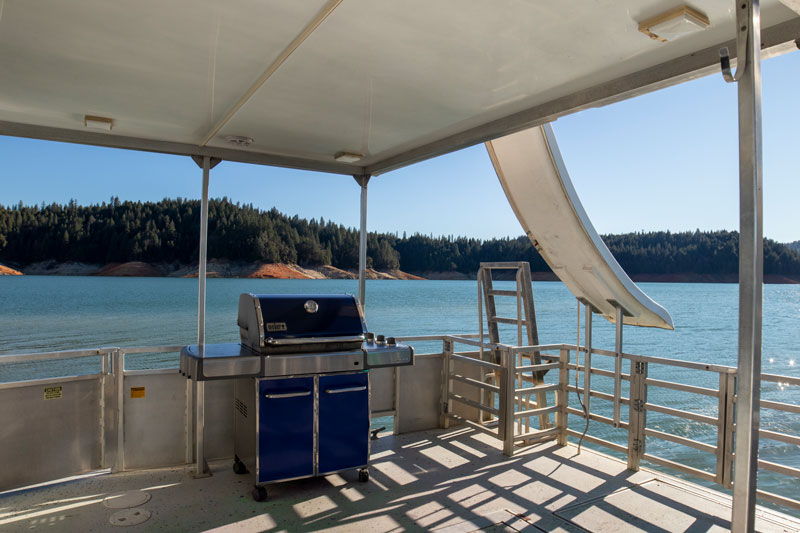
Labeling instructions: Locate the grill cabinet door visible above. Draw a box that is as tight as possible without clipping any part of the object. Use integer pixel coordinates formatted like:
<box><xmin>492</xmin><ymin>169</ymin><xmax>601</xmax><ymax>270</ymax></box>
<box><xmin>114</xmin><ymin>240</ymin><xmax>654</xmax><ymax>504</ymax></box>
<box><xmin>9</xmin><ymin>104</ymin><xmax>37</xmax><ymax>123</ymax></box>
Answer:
<box><xmin>257</xmin><ymin>377</ymin><xmax>314</xmax><ymax>483</ymax></box>
<box><xmin>318</xmin><ymin>372</ymin><xmax>369</xmax><ymax>474</ymax></box>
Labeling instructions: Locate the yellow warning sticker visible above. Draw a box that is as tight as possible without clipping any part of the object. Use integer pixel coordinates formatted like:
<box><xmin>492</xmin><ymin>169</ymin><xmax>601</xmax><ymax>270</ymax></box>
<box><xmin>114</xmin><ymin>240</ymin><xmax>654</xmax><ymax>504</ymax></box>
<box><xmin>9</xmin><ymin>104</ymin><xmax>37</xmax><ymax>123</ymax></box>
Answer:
<box><xmin>130</xmin><ymin>386</ymin><xmax>146</xmax><ymax>399</ymax></box>
<box><xmin>44</xmin><ymin>386</ymin><xmax>62</xmax><ymax>400</ymax></box>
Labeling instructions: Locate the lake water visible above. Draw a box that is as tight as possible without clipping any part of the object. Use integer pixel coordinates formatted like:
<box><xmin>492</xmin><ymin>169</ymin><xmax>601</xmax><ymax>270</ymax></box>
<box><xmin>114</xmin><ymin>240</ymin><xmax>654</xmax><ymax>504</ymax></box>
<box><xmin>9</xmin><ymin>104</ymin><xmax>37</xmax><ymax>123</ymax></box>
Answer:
<box><xmin>1</xmin><ymin>276</ymin><xmax>798</xmax><ymax>508</ymax></box>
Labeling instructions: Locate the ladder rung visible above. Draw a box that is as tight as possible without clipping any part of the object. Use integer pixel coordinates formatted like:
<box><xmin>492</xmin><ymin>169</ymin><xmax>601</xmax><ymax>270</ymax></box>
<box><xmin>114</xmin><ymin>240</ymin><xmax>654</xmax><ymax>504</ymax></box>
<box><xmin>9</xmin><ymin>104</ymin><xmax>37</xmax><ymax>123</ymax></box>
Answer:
<box><xmin>480</xmin><ymin>262</ymin><xmax>527</xmax><ymax>269</ymax></box>
<box><xmin>488</xmin><ymin>290</ymin><xmax>518</xmax><ymax>297</ymax></box>
<box><xmin>491</xmin><ymin>316</ymin><xmax>522</xmax><ymax>325</ymax></box>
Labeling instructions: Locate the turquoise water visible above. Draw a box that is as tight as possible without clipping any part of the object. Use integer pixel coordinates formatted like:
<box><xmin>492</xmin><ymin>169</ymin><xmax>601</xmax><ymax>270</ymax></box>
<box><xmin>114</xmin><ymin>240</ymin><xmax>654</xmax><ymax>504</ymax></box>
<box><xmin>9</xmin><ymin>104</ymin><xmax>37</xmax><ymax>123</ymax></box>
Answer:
<box><xmin>0</xmin><ymin>276</ymin><xmax>798</xmax><ymax>507</ymax></box>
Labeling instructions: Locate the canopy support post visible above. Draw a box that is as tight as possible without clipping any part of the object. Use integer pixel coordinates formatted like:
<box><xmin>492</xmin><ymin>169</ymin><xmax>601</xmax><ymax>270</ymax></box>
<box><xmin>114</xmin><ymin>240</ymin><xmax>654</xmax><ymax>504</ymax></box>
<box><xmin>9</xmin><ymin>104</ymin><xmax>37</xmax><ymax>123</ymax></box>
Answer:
<box><xmin>190</xmin><ymin>155</ymin><xmax>221</xmax><ymax>478</ymax></box>
<box><xmin>720</xmin><ymin>1</ymin><xmax>763</xmax><ymax>530</ymax></box>
<box><xmin>354</xmin><ymin>174</ymin><xmax>371</xmax><ymax>309</ymax></box>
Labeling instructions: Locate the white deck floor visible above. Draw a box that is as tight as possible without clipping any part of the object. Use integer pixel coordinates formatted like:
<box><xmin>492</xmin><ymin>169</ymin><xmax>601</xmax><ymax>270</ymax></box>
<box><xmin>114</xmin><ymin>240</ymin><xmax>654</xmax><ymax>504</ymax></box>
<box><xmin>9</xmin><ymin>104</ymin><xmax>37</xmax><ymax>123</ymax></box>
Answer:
<box><xmin>1</xmin><ymin>427</ymin><xmax>797</xmax><ymax>532</ymax></box>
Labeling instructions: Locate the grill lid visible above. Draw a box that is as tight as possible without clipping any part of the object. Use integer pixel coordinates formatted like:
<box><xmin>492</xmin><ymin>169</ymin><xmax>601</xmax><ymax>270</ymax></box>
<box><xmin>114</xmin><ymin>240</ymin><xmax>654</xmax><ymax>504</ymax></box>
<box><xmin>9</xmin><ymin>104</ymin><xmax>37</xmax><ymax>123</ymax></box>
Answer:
<box><xmin>238</xmin><ymin>293</ymin><xmax>366</xmax><ymax>354</ymax></box>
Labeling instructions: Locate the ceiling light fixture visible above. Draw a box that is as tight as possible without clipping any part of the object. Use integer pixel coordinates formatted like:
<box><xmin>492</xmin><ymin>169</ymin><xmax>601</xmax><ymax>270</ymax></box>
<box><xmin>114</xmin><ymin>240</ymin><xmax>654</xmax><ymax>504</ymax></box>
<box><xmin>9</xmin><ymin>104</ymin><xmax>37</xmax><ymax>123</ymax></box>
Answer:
<box><xmin>638</xmin><ymin>5</ymin><xmax>710</xmax><ymax>43</ymax></box>
<box><xmin>84</xmin><ymin>115</ymin><xmax>113</xmax><ymax>131</ymax></box>
<box><xmin>334</xmin><ymin>151</ymin><xmax>363</xmax><ymax>163</ymax></box>
<box><xmin>225</xmin><ymin>135</ymin><xmax>254</xmax><ymax>147</ymax></box>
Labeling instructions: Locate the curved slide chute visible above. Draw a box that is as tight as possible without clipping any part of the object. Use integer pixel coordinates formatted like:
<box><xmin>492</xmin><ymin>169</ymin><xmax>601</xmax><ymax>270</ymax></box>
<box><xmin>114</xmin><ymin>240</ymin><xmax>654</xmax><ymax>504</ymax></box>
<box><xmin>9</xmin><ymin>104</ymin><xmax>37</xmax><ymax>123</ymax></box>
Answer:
<box><xmin>486</xmin><ymin>124</ymin><xmax>674</xmax><ymax>330</ymax></box>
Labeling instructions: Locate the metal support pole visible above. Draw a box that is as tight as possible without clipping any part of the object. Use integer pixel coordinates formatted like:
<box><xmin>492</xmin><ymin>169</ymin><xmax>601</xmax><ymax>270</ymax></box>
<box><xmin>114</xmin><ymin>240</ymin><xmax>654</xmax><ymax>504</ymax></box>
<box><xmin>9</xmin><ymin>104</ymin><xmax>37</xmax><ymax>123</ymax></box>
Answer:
<box><xmin>613</xmin><ymin>306</ymin><xmax>623</xmax><ymax>428</ymax></box>
<box><xmin>197</xmin><ymin>156</ymin><xmax>210</xmax><ymax>347</ymax></box>
<box><xmin>730</xmin><ymin>1</ymin><xmax>763</xmax><ymax>529</ymax></box>
<box><xmin>195</xmin><ymin>157</ymin><xmax>210</xmax><ymax>478</ymax></box>
<box><xmin>189</xmin><ymin>155</ymin><xmax>220</xmax><ymax>478</ymax></box>
<box><xmin>353</xmin><ymin>175</ymin><xmax>371</xmax><ymax>309</ymax></box>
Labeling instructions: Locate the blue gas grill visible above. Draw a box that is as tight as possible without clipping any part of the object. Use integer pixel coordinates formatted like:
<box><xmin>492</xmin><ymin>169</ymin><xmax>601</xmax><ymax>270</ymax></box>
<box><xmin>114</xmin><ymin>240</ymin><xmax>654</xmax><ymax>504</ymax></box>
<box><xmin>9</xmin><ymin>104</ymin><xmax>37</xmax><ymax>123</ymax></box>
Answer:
<box><xmin>180</xmin><ymin>293</ymin><xmax>413</xmax><ymax>501</ymax></box>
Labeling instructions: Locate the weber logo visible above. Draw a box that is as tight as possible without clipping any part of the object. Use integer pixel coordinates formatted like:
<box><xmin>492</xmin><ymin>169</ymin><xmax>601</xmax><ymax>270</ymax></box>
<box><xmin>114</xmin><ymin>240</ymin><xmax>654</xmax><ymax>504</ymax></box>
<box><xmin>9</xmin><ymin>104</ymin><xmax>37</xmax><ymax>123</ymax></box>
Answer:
<box><xmin>266</xmin><ymin>322</ymin><xmax>287</xmax><ymax>332</ymax></box>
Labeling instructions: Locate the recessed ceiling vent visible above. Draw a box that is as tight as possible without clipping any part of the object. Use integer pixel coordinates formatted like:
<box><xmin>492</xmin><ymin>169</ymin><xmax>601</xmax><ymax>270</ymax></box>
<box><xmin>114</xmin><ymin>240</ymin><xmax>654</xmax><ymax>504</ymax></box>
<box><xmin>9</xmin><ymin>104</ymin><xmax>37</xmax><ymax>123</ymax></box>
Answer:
<box><xmin>225</xmin><ymin>135</ymin><xmax>254</xmax><ymax>147</ymax></box>
<box><xmin>638</xmin><ymin>5</ymin><xmax>710</xmax><ymax>43</ymax></box>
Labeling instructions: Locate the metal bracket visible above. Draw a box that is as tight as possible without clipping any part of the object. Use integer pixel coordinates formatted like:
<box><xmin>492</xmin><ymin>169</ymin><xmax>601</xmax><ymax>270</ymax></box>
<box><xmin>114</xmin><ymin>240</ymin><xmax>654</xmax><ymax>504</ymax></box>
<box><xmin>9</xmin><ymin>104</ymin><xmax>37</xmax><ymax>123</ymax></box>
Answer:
<box><xmin>719</xmin><ymin>1</ymin><xmax>750</xmax><ymax>83</ymax></box>
<box><xmin>190</xmin><ymin>155</ymin><xmax>223</xmax><ymax>169</ymax></box>
<box><xmin>632</xmin><ymin>439</ymin><xmax>643</xmax><ymax>452</ymax></box>
<box><xmin>443</xmin><ymin>340</ymin><xmax>452</xmax><ymax>352</ymax></box>
<box><xmin>634</xmin><ymin>361</ymin><xmax>647</xmax><ymax>374</ymax></box>
<box><xmin>442</xmin><ymin>402</ymin><xmax>449</xmax><ymax>414</ymax></box>
<box><xmin>353</xmin><ymin>174</ymin><xmax>371</xmax><ymax>187</ymax></box>
<box><xmin>633</xmin><ymin>399</ymin><xmax>645</xmax><ymax>412</ymax></box>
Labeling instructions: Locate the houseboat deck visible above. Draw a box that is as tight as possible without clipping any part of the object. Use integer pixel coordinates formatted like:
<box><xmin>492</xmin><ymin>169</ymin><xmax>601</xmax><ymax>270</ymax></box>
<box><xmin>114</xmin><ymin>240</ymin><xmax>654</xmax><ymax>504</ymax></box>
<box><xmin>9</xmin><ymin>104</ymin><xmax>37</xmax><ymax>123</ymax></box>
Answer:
<box><xmin>2</xmin><ymin>427</ymin><xmax>797</xmax><ymax>532</ymax></box>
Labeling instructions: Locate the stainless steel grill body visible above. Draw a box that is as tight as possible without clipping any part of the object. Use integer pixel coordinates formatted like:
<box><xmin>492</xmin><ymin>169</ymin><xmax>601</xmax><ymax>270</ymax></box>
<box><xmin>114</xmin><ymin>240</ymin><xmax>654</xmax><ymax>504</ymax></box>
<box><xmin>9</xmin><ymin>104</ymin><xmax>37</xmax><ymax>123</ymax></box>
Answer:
<box><xmin>180</xmin><ymin>293</ymin><xmax>413</xmax><ymax>500</ymax></box>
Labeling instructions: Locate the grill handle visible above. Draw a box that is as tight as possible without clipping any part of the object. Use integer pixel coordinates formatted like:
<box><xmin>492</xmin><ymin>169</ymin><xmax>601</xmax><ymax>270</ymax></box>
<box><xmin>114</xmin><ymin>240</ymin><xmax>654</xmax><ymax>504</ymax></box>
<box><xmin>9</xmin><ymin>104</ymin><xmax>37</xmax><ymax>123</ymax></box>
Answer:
<box><xmin>324</xmin><ymin>386</ymin><xmax>367</xmax><ymax>394</ymax></box>
<box><xmin>264</xmin><ymin>390</ymin><xmax>311</xmax><ymax>399</ymax></box>
<box><xmin>265</xmin><ymin>335</ymin><xmax>364</xmax><ymax>346</ymax></box>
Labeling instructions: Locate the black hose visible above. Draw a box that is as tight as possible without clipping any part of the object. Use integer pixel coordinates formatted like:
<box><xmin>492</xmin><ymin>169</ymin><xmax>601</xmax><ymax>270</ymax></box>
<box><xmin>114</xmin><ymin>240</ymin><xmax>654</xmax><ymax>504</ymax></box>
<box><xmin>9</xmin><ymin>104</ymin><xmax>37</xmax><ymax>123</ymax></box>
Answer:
<box><xmin>574</xmin><ymin>300</ymin><xmax>590</xmax><ymax>454</ymax></box>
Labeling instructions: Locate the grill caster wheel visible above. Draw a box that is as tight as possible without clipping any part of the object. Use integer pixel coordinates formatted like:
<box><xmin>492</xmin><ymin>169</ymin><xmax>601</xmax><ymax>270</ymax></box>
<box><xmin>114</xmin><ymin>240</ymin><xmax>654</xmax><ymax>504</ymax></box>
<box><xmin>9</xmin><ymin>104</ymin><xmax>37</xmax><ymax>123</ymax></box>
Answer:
<box><xmin>358</xmin><ymin>468</ymin><xmax>369</xmax><ymax>482</ymax></box>
<box><xmin>233</xmin><ymin>460</ymin><xmax>247</xmax><ymax>475</ymax></box>
<box><xmin>252</xmin><ymin>486</ymin><xmax>267</xmax><ymax>502</ymax></box>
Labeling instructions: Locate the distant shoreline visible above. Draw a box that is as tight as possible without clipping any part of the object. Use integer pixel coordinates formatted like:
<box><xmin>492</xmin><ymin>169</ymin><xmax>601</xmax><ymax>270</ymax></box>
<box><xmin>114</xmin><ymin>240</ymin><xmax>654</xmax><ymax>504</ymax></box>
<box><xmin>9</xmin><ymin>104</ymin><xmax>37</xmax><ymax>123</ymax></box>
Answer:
<box><xmin>2</xmin><ymin>260</ymin><xmax>799</xmax><ymax>284</ymax></box>
<box><xmin>0</xmin><ymin>260</ymin><xmax>423</xmax><ymax>280</ymax></box>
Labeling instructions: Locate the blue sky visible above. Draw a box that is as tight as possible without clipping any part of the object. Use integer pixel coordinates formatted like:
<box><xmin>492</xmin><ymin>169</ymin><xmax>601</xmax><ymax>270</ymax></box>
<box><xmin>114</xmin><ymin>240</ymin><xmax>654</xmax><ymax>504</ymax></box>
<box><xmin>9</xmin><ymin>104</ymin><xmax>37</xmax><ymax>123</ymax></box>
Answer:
<box><xmin>2</xmin><ymin>49</ymin><xmax>798</xmax><ymax>243</ymax></box>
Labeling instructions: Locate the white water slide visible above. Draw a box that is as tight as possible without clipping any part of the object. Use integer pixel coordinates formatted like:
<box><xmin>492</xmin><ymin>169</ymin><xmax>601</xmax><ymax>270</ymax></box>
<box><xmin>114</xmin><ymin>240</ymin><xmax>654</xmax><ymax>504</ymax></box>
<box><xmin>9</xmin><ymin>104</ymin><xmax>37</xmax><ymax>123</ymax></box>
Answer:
<box><xmin>486</xmin><ymin>124</ymin><xmax>674</xmax><ymax>330</ymax></box>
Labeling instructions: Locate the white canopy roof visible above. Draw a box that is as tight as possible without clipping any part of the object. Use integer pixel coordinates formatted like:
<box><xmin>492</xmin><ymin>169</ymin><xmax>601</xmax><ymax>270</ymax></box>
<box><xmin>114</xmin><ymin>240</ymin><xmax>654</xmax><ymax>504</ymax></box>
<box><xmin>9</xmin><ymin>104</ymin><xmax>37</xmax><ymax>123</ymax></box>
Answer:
<box><xmin>1</xmin><ymin>1</ymin><xmax>798</xmax><ymax>176</ymax></box>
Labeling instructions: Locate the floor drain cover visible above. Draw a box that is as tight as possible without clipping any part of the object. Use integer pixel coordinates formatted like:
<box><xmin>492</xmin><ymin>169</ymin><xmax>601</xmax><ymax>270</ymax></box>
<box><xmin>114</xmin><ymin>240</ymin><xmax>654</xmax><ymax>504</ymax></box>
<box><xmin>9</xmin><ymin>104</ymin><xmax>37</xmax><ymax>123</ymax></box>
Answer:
<box><xmin>103</xmin><ymin>491</ymin><xmax>151</xmax><ymax>509</ymax></box>
<box><xmin>109</xmin><ymin>508</ymin><xmax>151</xmax><ymax>527</ymax></box>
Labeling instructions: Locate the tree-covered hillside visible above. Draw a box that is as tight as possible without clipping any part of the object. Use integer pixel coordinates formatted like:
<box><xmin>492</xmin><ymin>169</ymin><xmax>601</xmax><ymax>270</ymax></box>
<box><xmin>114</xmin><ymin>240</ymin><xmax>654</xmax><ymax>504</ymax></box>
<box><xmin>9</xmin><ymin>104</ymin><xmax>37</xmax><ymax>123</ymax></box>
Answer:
<box><xmin>2</xmin><ymin>198</ymin><xmax>800</xmax><ymax>277</ymax></box>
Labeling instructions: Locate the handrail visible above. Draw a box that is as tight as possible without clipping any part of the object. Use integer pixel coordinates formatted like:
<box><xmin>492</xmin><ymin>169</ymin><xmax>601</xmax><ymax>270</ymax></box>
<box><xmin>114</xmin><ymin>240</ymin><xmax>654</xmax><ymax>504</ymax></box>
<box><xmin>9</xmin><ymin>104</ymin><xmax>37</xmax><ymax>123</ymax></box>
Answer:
<box><xmin>0</xmin><ymin>347</ymin><xmax>112</xmax><ymax>363</ymax></box>
<box><xmin>762</xmin><ymin>373</ymin><xmax>800</xmax><ymax>387</ymax></box>
<box><xmin>120</xmin><ymin>345</ymin><xmax>185</xmax><ymax>354</ymax></box>
<box><xmin>0</xmin><ymin>345</ymin><xmax>183</xmax><ymax>365</ymax></box>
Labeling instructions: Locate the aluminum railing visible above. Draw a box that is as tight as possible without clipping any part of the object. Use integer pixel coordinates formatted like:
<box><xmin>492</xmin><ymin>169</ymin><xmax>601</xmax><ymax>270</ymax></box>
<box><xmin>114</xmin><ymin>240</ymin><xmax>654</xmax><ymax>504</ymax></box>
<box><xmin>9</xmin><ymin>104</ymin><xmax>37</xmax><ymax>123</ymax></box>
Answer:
<box><xmin>0</xmin><ymin>345</ymin><xmax>184</xmax><ymax>490</ymax></box>
<box><xmin>2</xmin><ymin>337</ymin><xmax>798</xmax><ymax>514</ymax></box>
<box><xmin>0</xmin><ymin>337</ymin><xmax>456</xmax><ymax>492</ymax></box>
<box><xmin>438</xmin><ymin>338</ymin><xmax>800</xmax><ymax>513</ymax></box>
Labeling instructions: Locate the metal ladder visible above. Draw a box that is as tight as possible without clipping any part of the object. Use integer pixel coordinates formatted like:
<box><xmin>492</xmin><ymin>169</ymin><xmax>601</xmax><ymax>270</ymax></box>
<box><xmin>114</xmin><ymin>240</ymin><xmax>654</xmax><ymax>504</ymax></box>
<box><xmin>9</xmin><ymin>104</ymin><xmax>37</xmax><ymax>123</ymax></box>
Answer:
<box><xmin>478</xmin><ymin>261</ymin><xmax>551</xmax><ymax>430</ymax></box>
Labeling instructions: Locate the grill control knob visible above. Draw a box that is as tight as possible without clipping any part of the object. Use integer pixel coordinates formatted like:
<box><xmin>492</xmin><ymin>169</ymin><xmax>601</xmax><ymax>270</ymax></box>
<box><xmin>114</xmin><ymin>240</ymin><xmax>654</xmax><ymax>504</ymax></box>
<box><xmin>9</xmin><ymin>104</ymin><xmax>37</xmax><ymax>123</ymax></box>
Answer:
<box><xmin>366</xmin><ymin>332</ymin><xmax>375</xmax><ymax>343</ymax></box>
<box><xmin>387</xmin><ymin>337</ymin><xmax>396</xmax><ymax>346</ymax></box>
<box><xmin>376</xmin><ymin>334</ymin><xmax>385</xmax><ymax>345</ymax></box>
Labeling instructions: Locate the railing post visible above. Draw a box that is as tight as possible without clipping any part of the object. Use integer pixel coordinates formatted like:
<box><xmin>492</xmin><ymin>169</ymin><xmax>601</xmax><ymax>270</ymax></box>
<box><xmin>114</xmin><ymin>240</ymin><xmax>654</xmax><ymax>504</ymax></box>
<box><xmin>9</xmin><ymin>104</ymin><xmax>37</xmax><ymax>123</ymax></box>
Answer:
<box><xmin>583</xmin><ymin>304</ymin><xmax>593</xmax><ymax>415</ymax></box>
<box><xmin>613</xmin><ymin>305</ymin><xmax>624</xmax><ymax>428</ymax></box>
<box><xmin>112</xmin><ymin>348</ymin><xmax>125</xmax><ymax>473</ymax></box>
<box><xmin>440</xmin><ymin>338</ymin><xmax>453</xmax><ymax>429</ymax></box>
<box><xmin>723</xmin><ymin>372</ymin><xmax>737</xmax><ymax>489</ymax></box>
<box><xmin>627</xmin><ymin>358</ymin><xmax>647</xmax><ymax>471</ymax></box>
<box><xmin>500</xmin><ymin>346</ymin><xmax>516</xmax><ymax>456</ymax></box>
<box><xmin>716</xmin><ymin>371</ymin><xmax>729</xmax><ymax>485</ymax></box>
<box><xmin>185</xmin><ymin>373</ymin><xmax>194</xmax><ymax>465</ymax></box>
<box><xmin>99</xmin><ymin>350</ymin><xmax>109</xmax><ymax>469</ymax></box>
<box><xmin>557</xmin><ymin>347</ymin><xmax>569</xmax><ymax>446</ymax></box>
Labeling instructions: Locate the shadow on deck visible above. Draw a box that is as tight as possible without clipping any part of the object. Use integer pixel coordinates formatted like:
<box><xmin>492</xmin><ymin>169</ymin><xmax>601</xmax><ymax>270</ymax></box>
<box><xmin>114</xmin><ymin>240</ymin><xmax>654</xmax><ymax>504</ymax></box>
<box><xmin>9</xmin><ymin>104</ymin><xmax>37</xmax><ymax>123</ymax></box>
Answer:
<box><xmin>0</xmin><ymin>427</ymin><xmax>797</xmax><ymax>532</ymax></box>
